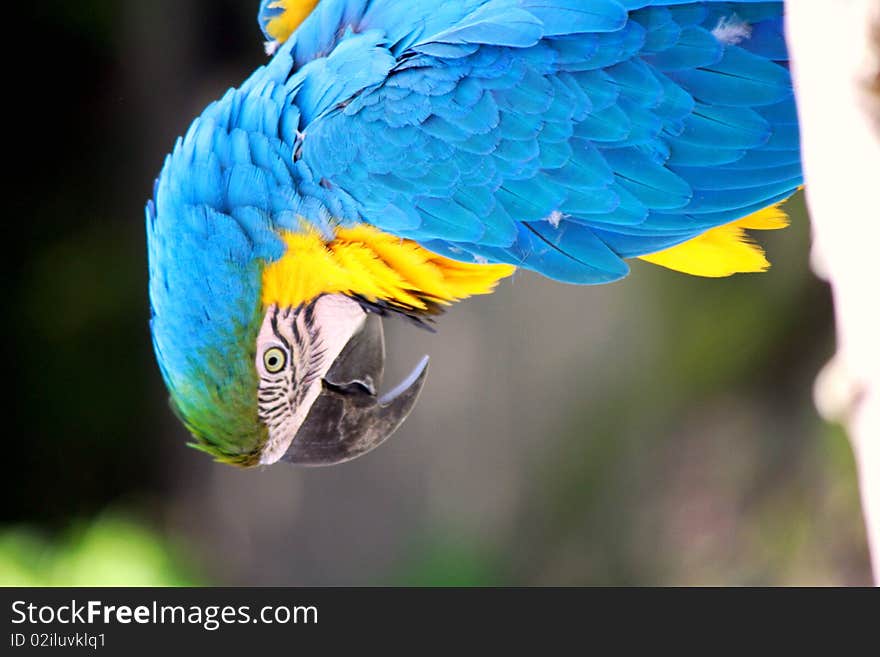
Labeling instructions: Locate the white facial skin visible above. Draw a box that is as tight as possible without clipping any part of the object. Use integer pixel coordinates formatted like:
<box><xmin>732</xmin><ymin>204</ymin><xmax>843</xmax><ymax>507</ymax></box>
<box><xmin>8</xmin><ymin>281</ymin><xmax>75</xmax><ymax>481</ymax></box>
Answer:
<box><xmin>255</xmin><ymin>294</ymin><xmax>368</xmax><ymax>465</ymax></box>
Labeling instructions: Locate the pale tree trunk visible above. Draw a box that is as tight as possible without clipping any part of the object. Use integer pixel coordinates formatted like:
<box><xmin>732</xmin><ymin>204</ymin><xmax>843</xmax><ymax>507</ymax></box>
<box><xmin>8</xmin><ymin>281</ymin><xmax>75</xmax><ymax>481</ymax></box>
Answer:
<box><xmin>785</xmin><ymin>0</ymin><xmax>880</xmax><ymax>584</ymax></box>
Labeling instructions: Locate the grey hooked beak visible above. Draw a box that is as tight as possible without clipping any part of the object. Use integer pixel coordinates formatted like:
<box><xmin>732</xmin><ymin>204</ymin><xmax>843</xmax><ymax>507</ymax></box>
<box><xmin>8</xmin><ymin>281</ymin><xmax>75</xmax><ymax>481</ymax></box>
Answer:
<box><xmin>282</xmin><ymin>313</ymin><xmax>429</xmax><ymax>466</ymax></box>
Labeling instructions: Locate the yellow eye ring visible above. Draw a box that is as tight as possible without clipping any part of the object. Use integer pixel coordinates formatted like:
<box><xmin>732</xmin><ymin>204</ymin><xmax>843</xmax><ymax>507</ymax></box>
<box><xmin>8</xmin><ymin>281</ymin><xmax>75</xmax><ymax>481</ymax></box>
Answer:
<box><xmin>263</xmin><ymin>347</ymin><xmax>287</xmax><ymax>374</ymax></box>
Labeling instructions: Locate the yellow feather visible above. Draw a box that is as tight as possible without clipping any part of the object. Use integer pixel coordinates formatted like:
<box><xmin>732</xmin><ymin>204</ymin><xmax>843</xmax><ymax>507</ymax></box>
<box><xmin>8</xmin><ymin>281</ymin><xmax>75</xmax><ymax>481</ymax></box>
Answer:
<box><xmin>637</xmin><ymin>198</ymin><xmax>792</xmax><ymax>278</ymax></box>
<box><xmin>264</xmin><ymin>0</ymin><xmax>319</xmax><ymax>45</ymax></box>
<box><xmin>262</xmin><ymin>224</ymin><xmax>515</xmax><ymax>312</ymax></box>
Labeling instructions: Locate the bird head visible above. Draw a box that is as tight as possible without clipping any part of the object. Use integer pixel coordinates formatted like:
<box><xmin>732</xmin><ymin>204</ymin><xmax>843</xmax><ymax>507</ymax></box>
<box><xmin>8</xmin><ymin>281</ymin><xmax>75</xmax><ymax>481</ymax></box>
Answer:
<box><xmin>149</xmin><ymin>254</ymin><xmax>428</xmax><ymax>469</ymax></box>
<box><xmin>146</xmin><ymin>120</ymin><xmax>431</xmax><ymax>468</ymax></box>
<box><xmin>252</xmin><ymin>295</ymin><xmax>429</xmax><ymax>466</ymax></box>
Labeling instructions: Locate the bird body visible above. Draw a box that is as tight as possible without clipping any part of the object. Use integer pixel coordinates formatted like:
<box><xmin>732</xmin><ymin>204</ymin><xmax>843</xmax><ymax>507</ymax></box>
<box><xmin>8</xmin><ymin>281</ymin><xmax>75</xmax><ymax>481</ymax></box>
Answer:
<box><xmin>148</xmin><ymin>0</ymin><xmax>801</xmax><ymax>466</ymax></box>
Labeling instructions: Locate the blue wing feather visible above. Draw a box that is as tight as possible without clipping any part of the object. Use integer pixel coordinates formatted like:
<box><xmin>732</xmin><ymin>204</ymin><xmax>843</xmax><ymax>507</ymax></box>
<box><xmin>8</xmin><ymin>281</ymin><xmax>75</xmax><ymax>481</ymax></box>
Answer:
<box><xmin>161</xmin><ymin>0</ymin><xmax>800</xmax><ymax>313</ymax></box>
<box><xmin>252</xmin><ymin>0</ymin><xmax>802</xmax><ymax>284</ymax></box>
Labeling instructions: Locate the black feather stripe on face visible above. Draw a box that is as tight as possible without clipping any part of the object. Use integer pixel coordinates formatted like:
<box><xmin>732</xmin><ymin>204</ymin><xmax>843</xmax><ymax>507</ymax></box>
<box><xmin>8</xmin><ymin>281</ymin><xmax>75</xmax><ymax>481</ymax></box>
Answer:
<box><xmin>254</xmin><ymin>295</ymin><xmax>379</xmax><ymax>465</ymax></box>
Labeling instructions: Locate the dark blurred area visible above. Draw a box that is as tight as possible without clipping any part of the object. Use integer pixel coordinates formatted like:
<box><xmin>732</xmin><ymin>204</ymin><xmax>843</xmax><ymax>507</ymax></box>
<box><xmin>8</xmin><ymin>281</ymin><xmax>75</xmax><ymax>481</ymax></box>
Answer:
<box><xmin>4</xmin><ymin>1</ymin><xmax>871</xmax><ymax>585</ymax></box>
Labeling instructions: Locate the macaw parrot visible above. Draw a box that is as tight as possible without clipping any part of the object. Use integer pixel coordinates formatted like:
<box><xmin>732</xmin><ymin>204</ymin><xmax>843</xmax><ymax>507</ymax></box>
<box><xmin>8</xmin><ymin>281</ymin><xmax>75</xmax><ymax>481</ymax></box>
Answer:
<box><xmin>147</xmin><ymin>0</ymin><xmax>801</xmax><ymax>467</ymax></box>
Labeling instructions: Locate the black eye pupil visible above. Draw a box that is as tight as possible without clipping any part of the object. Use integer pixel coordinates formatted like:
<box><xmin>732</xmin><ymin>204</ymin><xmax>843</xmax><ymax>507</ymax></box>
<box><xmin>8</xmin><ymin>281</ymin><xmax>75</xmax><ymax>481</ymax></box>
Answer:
<box><xmin>263</xmin><ymin>349</ymin><xmax>286</xmax><ymax>372</ymax></box>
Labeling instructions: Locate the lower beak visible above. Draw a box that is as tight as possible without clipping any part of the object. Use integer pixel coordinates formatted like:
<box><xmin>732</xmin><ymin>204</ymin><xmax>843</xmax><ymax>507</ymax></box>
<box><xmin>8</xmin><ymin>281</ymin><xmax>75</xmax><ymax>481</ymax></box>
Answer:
<box><xmin>282</xmin><ymin>313</ymin><xmax>429</xmax><ymax>466</ymax></box>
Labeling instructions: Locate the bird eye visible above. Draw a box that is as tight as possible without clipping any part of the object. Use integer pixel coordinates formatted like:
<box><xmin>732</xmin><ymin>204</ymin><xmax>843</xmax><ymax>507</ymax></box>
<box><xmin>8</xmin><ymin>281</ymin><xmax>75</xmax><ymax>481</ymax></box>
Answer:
<box><xmin>263</xmin><ymin>347</ymin><xmax>287</xmax><ymax>374</ymax></box>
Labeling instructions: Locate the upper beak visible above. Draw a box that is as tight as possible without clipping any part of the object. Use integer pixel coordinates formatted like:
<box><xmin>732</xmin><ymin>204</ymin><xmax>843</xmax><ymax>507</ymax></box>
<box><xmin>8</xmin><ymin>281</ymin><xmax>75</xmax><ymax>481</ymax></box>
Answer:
<box><xmin>282</xmin><ymin>313</ymin><xmax>429</xmax><ymax>466</ymax></box>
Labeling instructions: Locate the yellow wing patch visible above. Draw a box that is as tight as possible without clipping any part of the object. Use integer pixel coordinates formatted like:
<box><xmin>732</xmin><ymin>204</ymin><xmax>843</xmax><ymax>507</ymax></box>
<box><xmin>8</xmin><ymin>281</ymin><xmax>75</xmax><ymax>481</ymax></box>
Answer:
<box><xmin>262</xmin><ymin>224</ymin><xmax>516</xmax><ymax>313</ymax></box>
<box><xmin>263</xmin><ymin>0</ymin><xmax>319</xmax><ymax>45</ymax></box>
<box><xmin>637</xmin><ymin>198</ymin><xmax>792</xmax><ymax>278</ymax></box>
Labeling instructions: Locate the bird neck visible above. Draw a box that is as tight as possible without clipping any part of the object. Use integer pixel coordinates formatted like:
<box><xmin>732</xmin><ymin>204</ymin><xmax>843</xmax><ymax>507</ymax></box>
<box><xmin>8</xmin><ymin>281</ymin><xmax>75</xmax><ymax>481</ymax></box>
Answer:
<box><xmin>261</xmin><ymin>224</ymin><xmax>515</xmax><ymax>317</ymax></box>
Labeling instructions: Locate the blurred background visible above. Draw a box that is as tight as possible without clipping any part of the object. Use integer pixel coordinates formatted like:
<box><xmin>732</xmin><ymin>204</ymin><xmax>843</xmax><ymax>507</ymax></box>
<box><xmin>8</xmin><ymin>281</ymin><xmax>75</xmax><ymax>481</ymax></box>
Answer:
<box><xmin>5</xmin><ymin>0</ymin><xmax>872</xmax><ymax>586</ymax></box>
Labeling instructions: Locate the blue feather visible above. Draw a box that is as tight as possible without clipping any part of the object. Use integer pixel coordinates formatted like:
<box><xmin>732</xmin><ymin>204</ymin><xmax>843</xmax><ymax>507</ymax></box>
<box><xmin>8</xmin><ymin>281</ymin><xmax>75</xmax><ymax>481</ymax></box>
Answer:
<box><xmin>151</xmin><ymin>0</ymin><xmax>804</xmax><ymax>394</ymax></box>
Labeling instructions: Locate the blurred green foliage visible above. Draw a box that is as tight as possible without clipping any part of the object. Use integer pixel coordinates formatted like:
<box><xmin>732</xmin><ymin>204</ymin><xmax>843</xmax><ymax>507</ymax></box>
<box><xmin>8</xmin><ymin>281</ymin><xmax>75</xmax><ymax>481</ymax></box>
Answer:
<box><xmin>0</xmin><ymin>513</ymin><xmax>200</xmax><ymax>587</ymax></box>
<box><xmin>391</xmin><ymin>536</ymin><xmax>507</xmax><ymax>586</ymax></box>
